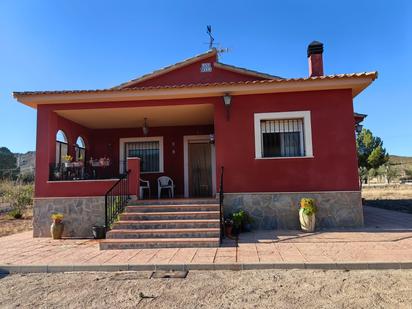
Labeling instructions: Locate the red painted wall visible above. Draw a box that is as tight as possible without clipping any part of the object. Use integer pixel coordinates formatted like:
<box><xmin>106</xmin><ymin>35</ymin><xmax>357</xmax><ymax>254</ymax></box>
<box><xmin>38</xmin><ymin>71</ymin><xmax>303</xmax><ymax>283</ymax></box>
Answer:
<box><xmin>91</xmin><ymin>125</ymin><xmax>213</xmax><ymax>197</ymax></box>
<box><xmin>35</xmin><ymin>88</ymin><xmax>359</xmax><ymax>197</ymax></box>
<box><xmin>214</xmin><ymin>89</ymin><xmax>360</xmax><ymax>192</ymax></box>
<box><xmin>123</xmin><ymin>55</ymin><xmax>267</xmax><ymax>88</ymax></box>
<box><xmin>35</xmin><ymin>106</ymin><xmax>95</xmax><ymax>197</ymax></box>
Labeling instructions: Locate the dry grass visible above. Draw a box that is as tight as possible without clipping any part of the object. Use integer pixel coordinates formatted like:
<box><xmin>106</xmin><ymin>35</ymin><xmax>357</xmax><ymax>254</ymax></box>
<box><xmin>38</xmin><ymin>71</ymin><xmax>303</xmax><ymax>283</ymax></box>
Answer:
<box><xmin>362</xmin><ymin>185</ymin><xmax>412</xmax><ymax>200</ymax></box>
<box><xmin>362</xmin><ymin>184</ymin><xmax>412</xmax><ymax>214</ymax></box>
<box><xmin>0</xmin><ymin>207</ymin><xmax>33</xmax><ymax>238</ymax></box>
<box><xmin>0</xmin><ymin>180</ymin><xmax>34</xmax><ymax>237</ymax></box>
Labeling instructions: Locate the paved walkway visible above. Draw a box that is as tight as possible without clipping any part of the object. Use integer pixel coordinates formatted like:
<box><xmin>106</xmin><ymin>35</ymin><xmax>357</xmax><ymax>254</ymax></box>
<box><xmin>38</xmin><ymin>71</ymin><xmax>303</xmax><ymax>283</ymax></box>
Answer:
<box><xmin>0</xmin><ymin>206</ymin><xmax>411</xmax><ymax>272</ymax></box>
<box><xmin>364</xmin><ymin>206</ymin><xmax>412</xmax><ymax>230</ymax></box>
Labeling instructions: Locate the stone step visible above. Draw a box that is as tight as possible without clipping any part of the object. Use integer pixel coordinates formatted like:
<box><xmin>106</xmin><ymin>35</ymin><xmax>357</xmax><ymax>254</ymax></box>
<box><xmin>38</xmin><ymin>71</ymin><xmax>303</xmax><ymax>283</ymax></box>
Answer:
<box><xmin>119</xmin><ymin>211</ymin><xmax>220</xmax><ymax>221</ymax></box>
<box><xmin>112</xmin><ymin>219</ymin><xmax>220</xmax><ymax>230</ymax></box>
<box><xmin>99</xmin><ymin>238</ymin><xmax>220</xmax><ymax>250</ymax></box>
<box><xmin>106</xmin><ymin>228</ymin><xmax>220</xmax><ymax>239</ymax></box>
<box><xmin>128</xmin><ymin>198</ymin><xmax>218</xmax><ymax>206</ymax></box>
<box><xmin>125</xmin><ymin>204</ymin><xmax>219</xmax><ymax>213</ymax></box>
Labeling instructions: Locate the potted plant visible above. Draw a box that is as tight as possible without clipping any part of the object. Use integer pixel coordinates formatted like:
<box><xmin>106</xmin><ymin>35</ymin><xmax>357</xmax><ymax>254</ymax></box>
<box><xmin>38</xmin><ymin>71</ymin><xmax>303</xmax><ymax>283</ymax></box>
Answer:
<box><xmin>63</xmin><ymin>155</ymin><xmax>73</xmax><ymax>168</ymax></box>
<box><xmin>299</xmin><ymin>198</ymin><xmax>317</xmax><ymax>232</ymax></box>
<box><xmin>240</xmin><ymin>210</ymin><xmax>254</xmax><ymax>232</ymax></box>
<box><xmin>92</xmin><ymin>225</ymin><xmax>106</xmax><ymax>239</ymax></box>
<box><xmin>224</xmin><ymin>218</ymin><xmax>233</xmax><ymax>238</ymax></box>
<box><xmin>232</xmin><ymin>210</ymin><xmax>245</xmax><ymax>236</ymax></box>
<box><xmin>50</xmin><ymin>213</ymin><xmax>64</xmax><ymax>239</ymax></box>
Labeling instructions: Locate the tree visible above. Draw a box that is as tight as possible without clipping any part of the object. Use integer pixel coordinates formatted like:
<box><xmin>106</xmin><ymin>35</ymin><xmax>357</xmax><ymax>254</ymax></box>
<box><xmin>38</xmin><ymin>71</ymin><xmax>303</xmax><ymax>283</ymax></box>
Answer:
<box><xmin>356</xmin><ymin>128</ymin><xmax>389</xmax><ymax>183</ymax></box>
<box><xmin>0</xmin><ymin>147</ymin><xmax>18</xmax><ymax>179</ymax></box>
<box><xmin>384</xmin><ymin>164</ymin><xmax>399</xmax><ymax>184</ymax></box>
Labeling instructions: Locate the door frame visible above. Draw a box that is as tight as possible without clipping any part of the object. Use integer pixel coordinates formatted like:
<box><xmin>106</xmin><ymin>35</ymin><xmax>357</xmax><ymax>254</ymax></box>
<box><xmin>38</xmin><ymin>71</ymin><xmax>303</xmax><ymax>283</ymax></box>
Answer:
<box><xmin>183</xmin><ymin>135</ymin><xmax>216</xmax><ymax>198</ymax></box>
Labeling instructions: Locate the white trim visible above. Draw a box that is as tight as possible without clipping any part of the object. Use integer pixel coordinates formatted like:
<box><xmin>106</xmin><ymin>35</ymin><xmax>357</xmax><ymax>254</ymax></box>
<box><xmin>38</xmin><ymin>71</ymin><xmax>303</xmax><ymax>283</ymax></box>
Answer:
<box><xmin>119</xmin><ymin>136</ymin><xmax>164</xmax><ymax>174</ymax></box>
<box><xmin>254</xmin><ymin>111</ymin><xmax>313</xmax><ymax>159</ymax></box>
<box><xmin>183</xmin><ymin>135</ymin><xmax>216</xmax><ymax>198</ymax></box>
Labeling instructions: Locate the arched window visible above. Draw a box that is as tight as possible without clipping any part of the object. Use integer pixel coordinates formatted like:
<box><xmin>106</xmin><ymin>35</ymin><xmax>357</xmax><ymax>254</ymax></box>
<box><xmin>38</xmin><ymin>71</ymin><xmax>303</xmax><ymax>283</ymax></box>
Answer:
<box><xmin>56</xmin><ymin>130</ymin><xmax>68</xmax><ymax>165</ymax></box>
<box><xmin>75</xmin><ymin>136</ymin><xmax>86</xmax><ymax>162</ymax></box>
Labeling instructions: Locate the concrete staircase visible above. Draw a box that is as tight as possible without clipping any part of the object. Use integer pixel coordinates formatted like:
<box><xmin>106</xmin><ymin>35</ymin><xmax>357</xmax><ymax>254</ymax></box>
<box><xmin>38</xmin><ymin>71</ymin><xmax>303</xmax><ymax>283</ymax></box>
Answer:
<box><xmin>99</xmin><ymin>199</ymin><xmax>221</xmax><ymax>250</ymax></box>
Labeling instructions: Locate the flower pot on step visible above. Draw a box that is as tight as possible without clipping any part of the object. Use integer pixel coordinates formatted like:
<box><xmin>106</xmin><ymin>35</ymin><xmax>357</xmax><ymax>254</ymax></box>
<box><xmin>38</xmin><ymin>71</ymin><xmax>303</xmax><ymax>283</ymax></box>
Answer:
<box><xmin>299</xmin><ymin>208</ymin><xmax>315</xmax><ymax>232</ymax></box>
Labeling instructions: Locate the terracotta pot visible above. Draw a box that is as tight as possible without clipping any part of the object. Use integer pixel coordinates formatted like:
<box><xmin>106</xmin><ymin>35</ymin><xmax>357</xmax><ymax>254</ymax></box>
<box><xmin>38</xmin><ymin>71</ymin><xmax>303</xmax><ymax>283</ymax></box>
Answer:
<box><xmin>224</xmin><ymin>224</ymin><xmax>233</xmax><ymax>238</ymax></box>
<box><xmin>50</xmin><ymin>221</ymin><xmax>64</xmax><ymax>239</ymax></box>
<box><xmin>299</xmin><ymin>208</ymin><xmax>316</xmax><ymax>232</ymax></box>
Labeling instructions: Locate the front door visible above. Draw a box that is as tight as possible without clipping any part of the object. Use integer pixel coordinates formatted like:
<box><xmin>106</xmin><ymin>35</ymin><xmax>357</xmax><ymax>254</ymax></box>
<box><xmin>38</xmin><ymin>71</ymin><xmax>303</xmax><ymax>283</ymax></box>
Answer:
<box><xmin>188</xmin><ymin>142</ymin><xmax>212</xmax><ymax>197</ymax></box>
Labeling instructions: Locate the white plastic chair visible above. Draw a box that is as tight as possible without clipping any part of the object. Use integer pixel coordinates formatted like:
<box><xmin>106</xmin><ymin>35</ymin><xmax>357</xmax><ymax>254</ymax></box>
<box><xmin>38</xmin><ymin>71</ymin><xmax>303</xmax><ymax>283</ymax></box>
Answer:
<box><xmin>157</xmin><ymin>176</ymin><xmax>175</xmax><ymax>199</ymax></box>
<box><xmin>139</xmin><ymin>178</ymin><xmax>151</xmax><ymax>199</ymax></box>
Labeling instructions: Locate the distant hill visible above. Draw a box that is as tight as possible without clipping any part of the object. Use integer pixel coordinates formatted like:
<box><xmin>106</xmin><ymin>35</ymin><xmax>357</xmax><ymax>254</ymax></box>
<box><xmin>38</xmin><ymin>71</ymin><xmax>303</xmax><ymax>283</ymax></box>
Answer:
<box><xmin>14</xmin><ymin>151</ymin><xmax>35</xmax><ymax>174</ymax></box>
<box><xmin>389</xmin><ymin>155</ymin><xmax>412</xmax><ymax>179</ymax></box>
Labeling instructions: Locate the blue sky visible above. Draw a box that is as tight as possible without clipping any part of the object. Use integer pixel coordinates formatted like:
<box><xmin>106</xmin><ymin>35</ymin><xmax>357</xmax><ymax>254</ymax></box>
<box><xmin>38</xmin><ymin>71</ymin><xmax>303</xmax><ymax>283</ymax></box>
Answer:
<box><xmin>0</xmin><ymin>0</ymin><xmax>411</xmax><ymax>155</ymax></box>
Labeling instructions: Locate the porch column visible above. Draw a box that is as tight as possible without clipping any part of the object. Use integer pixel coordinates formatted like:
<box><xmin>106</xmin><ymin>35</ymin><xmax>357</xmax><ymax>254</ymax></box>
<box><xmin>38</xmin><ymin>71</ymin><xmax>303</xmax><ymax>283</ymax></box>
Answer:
<box><xmin>127</xmin><ymin>157</ymin><xmax>140</xmax><ymax>199</ymax></box>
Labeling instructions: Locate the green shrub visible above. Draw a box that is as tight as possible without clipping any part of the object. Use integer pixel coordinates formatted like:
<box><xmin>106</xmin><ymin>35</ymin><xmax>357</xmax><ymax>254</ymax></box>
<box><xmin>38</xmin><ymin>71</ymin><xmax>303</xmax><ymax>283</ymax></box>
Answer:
<box><xmin>8</xmin><ymin>208</ymin><xmax>23</xmax><ymax>219</ymax></box>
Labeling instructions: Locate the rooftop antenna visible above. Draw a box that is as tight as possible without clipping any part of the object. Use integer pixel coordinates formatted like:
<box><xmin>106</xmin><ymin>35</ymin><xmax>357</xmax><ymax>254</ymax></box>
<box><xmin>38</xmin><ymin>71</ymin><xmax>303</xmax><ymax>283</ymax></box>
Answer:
<box><xmin>206</xmin><ymin>25</ymin><xmax>215</xmax><ymax>49</ymax></box>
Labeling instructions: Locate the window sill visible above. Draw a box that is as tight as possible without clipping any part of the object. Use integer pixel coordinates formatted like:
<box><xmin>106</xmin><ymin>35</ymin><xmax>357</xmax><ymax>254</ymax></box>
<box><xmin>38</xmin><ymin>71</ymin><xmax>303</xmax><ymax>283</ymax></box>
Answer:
<box><xmin>141</xmin><ymin>170</ymin><xmax>164</xmax><ymax>175</ymax></box>
<box><xmin>255</xmin><ymin>156</ymin><xmax>314</xmax><ymax>160</ymax></box>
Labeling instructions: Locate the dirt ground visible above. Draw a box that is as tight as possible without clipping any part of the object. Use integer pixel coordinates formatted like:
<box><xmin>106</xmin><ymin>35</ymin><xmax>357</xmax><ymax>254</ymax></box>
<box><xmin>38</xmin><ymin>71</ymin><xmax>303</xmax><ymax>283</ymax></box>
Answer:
<box><xmin>0</xmin><ymin>269</ymin><xmax>411</xmax><ymax>308</ymax></box>
<box><xmin>362</xmin><ymin>185</ymin><xmax>412</xmax><ymax>214</ymax></box>
<box><xmin>0</xmin><ymin>209</ymin><xmax>32</xmax><ymax>237</ymax></box>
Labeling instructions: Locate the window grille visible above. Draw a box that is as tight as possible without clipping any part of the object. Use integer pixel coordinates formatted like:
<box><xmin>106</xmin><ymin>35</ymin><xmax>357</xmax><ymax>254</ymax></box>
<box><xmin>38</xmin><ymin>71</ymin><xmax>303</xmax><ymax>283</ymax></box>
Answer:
<box><xmin>260</xmin><ymin>118</ymin><xmax>305</xmax><ymax>157</ymax></box>
<box><xmin>125</xmin><ymin>141</ymin><xmax>160</xmax><ymax>173</ymax></box>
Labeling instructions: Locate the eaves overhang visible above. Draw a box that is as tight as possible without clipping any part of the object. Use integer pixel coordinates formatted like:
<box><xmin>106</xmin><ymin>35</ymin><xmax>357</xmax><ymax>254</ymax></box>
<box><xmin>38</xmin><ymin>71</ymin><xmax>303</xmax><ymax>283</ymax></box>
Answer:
<box><xmin>13</xmin><ymin>72</ymin><xmax>377</xmax><ymax>109</ymax></box>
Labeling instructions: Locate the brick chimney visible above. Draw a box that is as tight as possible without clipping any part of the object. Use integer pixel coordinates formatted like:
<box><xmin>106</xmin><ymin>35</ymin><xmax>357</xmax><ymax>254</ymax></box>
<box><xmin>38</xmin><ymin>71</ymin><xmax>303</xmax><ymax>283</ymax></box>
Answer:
<box><xmin>307</xmin><ymin>41</ymin><xmax>324</xmax><ymax>77</ymax></box>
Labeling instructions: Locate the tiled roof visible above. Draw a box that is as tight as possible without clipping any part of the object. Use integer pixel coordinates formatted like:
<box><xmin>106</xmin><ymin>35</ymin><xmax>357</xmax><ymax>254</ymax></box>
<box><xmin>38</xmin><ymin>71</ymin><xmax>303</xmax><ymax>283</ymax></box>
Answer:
<box><xmin>13</xmin><ymin>72</ymin><xmax>377</xmax><ymax>97</ymax></box>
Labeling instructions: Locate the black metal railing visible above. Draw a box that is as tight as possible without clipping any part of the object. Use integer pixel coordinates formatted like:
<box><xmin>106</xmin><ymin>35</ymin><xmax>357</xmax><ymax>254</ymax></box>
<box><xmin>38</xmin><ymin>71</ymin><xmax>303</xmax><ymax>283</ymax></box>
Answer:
<box><xmin>219</xmin><ymin>166</ymin><xmax>224</xmax><ymax>243</ymax></box>
<box><xmin>105</xmin><ymin>170</ymin><xmax>130</xmax><ymax>230</ymax></box>
<box><xmin>49</xmin><ymin>162</ymin><xmax>119</xmax><ymax>181</ymax></box>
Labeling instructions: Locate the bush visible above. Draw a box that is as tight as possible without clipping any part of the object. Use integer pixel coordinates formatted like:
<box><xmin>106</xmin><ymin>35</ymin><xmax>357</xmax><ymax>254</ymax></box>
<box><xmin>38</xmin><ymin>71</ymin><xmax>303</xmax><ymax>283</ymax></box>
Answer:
<box><xmin>1</xmin><ymin>182</ymin><xmax>34</xmax><ymax>218</ymax></box>
<box><xmin>8</xmin><ymin>208</ymin><xmax>23</xmax><ymax>219</ymax></box>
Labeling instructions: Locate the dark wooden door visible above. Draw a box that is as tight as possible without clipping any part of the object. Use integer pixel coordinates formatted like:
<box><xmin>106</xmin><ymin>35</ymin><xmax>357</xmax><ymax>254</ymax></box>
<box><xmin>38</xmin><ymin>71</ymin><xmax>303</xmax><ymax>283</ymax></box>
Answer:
<box><xmin>188</xmin><ymin>142</ymin><xmax>212</xmax><ymax>197</ymax></box>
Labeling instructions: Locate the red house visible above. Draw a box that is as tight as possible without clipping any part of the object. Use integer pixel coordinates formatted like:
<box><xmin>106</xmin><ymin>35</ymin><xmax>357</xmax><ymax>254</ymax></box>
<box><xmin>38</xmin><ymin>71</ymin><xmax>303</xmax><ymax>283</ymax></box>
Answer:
<box><xmin>14</xmin><ymin>41</ymin><xmax>376</xmax><ymax>249</ymax></box>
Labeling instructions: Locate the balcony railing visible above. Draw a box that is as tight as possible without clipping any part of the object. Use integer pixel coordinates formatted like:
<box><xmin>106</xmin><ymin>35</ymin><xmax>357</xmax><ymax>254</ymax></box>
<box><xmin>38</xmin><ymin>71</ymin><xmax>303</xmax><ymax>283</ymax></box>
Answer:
<box><xmin>49</xmin><ymin>162</ymin><xmax>121</xmax><ymax>181</ymax></box>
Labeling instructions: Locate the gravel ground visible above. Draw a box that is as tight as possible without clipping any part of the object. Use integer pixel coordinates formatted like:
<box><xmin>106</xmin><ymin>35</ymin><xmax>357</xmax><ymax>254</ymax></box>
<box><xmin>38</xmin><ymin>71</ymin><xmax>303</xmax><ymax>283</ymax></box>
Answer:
<box><xmin>0</xmin><ymin>269</ymin><xmax>411</xmax><ymax>308</ymax></box>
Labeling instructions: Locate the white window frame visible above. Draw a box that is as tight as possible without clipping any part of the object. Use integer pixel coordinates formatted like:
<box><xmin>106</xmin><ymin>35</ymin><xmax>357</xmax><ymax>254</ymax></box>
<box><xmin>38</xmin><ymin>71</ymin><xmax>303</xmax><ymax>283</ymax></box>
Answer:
<box><xmin>254</xmin><ymin>111</ymin><xmax>313</xmax><ymax>159</ymax></box>
<box><xmin>119</xmin><ymin>136</ymin><xmax>164</xmax><ymax>174</ymax></box>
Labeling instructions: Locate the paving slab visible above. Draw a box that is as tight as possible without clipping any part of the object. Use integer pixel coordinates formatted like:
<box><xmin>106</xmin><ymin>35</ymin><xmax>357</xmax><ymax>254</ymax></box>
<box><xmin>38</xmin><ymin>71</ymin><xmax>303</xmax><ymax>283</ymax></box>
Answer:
<box><xmin>1</xmin><ymin>207</ymin><xmax>412</xmax><ymax>272</ymax></box>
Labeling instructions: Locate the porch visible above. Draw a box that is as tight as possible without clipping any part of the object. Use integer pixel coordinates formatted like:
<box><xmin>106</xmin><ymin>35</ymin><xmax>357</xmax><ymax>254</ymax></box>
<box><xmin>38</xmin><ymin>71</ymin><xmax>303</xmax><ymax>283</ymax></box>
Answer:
<box><xmin>39</xmin><ymin>102</ymin><xmax>217</xmax><ymax>199</ymax></box>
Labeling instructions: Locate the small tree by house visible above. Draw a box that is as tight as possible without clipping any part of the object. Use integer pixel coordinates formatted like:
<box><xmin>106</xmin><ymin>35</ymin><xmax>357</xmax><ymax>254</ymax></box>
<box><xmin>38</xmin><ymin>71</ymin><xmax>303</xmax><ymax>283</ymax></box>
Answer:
<box><xmin>356</xmin><ymin>128</ymin><xmax>389</xmax><ymax>184</ymax></box>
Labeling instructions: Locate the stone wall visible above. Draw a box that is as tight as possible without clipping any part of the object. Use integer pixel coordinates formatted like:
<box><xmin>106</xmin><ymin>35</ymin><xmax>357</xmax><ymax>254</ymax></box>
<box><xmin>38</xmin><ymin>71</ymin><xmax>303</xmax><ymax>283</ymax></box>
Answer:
<box><xmin>33</xmin><ymin>197</ymin><xmax>105</xmax><ymax>238</ymax></box>
<box><xmin>223</xmin><ymin>191</ymin><xmax>363</xmax><ymax>230</ymax></box>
